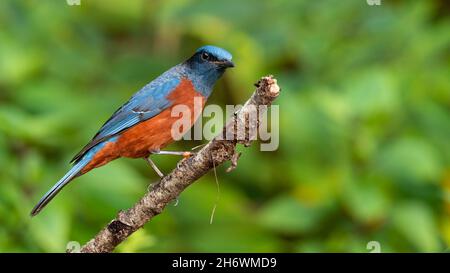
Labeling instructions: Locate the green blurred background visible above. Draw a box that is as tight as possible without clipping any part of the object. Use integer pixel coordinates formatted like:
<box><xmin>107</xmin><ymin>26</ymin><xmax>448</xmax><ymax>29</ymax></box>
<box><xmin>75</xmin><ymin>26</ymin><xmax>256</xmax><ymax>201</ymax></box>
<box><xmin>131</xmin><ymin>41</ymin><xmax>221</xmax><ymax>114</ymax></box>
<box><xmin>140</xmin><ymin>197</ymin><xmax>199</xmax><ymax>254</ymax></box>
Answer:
<box><xmin>0</xmin><ymin>0</ymin><xmax>449</xmax><ymax>253</ymax></box>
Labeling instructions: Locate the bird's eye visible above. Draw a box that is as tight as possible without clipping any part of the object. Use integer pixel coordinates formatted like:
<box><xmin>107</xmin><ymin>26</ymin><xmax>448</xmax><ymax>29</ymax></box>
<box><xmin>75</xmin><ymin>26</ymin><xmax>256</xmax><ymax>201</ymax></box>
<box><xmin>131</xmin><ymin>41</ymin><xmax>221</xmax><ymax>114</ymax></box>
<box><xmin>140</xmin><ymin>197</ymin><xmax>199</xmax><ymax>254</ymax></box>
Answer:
<box><xmin>201</xmin><ymin>52</ymin><xmax>210</xmax><ymax>61</ymax></box>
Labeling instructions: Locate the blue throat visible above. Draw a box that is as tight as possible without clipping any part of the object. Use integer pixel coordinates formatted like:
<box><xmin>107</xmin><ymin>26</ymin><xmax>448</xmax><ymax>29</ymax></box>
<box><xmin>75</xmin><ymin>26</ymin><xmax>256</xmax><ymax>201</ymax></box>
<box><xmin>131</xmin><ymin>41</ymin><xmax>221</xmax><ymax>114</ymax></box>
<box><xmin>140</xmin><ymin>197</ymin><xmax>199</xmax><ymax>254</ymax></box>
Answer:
<box><xmin>186</xmin><ymin>67</ymin><xmax>225</xmax><ymax>97</ymax></box>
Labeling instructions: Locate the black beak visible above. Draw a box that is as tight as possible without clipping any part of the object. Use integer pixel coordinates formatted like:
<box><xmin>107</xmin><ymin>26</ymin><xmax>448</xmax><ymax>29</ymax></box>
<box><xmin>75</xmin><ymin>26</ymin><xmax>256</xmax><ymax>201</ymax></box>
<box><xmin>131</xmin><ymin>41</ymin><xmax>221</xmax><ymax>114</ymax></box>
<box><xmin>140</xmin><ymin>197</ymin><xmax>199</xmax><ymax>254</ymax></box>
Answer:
<box><xmin>219</xmin><ymin>60</ymin><xmax>235</xmax><ymax>68</ymax></box>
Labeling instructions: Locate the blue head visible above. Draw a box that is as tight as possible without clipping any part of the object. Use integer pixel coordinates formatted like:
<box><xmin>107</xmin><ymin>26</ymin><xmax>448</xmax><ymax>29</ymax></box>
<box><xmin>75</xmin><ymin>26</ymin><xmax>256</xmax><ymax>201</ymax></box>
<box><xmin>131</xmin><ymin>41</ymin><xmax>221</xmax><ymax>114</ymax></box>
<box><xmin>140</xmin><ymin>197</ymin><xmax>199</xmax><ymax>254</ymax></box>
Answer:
<box><xmin>184</xmin><ymin>45</ymin><xmax>234</xmax><ymax>96</ymax></box>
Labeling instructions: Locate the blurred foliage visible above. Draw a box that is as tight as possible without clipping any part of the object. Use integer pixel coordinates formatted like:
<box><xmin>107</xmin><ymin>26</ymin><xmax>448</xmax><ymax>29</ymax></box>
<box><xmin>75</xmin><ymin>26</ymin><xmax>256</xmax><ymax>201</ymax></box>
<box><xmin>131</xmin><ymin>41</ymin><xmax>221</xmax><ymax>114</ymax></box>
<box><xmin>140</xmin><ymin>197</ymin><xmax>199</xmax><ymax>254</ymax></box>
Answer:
<box><xmin>0</xmin><ymin>0</ymin><xmax>449</xmax><ymax>252</ymax></box>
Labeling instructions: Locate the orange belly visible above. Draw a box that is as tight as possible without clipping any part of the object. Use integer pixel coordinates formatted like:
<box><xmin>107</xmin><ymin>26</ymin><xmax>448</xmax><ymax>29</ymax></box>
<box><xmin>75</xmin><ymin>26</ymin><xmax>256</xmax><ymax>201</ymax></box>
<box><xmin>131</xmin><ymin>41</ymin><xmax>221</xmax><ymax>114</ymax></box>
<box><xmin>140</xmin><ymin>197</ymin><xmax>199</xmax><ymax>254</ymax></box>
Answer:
<box><xmin>81</xmin><ymin>78</ymin><xmax>206</xmax><ymax>174</ymax></box>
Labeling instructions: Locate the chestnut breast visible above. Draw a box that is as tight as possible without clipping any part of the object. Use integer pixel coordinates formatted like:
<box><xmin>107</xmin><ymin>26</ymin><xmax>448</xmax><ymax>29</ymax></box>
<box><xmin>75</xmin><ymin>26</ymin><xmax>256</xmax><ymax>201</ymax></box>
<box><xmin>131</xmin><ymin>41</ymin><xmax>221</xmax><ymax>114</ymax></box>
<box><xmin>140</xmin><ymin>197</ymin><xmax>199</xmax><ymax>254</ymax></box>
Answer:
<box><xmin>115</xmin><ymin>78</ymin><xmax>206</xmax><ymax>158</ymax></box>
<box><xmin>81</xmin><ymin>78</ymin><xmax>206</xmax><ymax>173</ymax></box>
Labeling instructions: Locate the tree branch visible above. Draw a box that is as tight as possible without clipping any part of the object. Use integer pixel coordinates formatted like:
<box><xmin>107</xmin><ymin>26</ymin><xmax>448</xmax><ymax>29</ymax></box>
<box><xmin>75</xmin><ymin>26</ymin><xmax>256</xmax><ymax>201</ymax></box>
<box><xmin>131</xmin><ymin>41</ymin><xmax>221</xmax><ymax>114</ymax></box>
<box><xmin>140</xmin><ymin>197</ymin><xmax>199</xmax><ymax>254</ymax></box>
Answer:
<box><xmin>79</xmin><ymin>75</ymin><xmax>280</xmax><ymax>253</ymax></box>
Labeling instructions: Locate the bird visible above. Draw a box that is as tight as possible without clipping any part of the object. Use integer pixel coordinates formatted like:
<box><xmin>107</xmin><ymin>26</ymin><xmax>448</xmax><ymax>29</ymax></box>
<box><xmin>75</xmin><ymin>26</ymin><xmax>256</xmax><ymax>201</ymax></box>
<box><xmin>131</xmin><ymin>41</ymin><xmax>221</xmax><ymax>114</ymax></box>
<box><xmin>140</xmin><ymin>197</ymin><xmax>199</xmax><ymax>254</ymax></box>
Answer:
<box><xmin>30</xmin><ymin>45</ymin><xmax>234</xmax><ymax>216</ymax></box>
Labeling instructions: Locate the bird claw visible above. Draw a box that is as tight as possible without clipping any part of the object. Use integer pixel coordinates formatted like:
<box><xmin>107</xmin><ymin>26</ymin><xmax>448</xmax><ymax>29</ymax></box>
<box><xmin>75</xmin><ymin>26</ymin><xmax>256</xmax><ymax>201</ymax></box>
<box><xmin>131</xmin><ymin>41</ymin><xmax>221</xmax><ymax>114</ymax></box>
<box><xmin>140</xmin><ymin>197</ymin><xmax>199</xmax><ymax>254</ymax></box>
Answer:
<box><xmin>183</xmin><ymin>151</ymin><xmax>196</xmax><ymax>159</ymax></box>
<box><xmin>190</xmin><ymin>143</ymin><xmax>206</xmax><ymax>151</ymax></box>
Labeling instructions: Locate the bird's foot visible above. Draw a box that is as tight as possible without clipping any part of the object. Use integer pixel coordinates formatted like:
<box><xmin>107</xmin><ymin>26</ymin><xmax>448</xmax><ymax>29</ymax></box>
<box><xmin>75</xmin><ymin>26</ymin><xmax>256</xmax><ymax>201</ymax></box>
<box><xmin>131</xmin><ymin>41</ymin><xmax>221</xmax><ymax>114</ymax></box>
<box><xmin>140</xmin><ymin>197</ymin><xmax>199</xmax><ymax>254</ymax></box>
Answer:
<box><xmin>182</xmin><ymin>151</ymin><xmax>195</xmax><ymax>159</ymax></box>
<box><xmin>190</xmin><ymin>143</ymin><xmax>206</xmax><ymax>152</ymax></box>
<box><xmin>151</xmin><ymin>150</ymin><xmax>196</xmax><ymax>159</ymax></box>
<box><xmin>144</xmin><ymin>157</ymin><xmax>164</xmax><ymax>178</ymax></box>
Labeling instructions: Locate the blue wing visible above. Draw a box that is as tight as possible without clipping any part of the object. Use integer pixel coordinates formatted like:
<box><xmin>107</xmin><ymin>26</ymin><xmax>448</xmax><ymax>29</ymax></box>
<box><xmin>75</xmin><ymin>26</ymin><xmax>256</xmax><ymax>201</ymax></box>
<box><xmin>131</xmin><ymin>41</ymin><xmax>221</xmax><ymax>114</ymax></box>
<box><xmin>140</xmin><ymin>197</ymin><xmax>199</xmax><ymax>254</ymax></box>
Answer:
<box><xmin>71</xmin><ymin>73</ymin><xmax>182</xmax><ymax>163</ymax></box>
